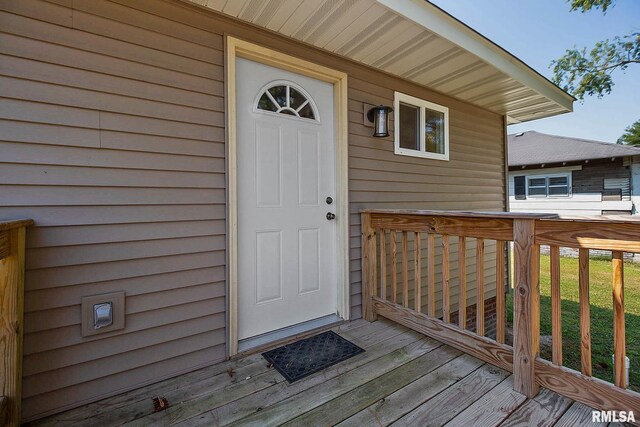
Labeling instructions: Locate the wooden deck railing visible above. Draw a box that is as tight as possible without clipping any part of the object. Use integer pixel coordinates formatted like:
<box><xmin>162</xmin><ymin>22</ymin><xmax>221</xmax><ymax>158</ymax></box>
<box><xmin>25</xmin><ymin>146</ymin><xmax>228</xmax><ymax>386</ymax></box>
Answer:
<box><xmin>361</xmin><ymin>209</ymin><xmax>640</xmax><ymax>420</ymax></box>
<box><xmin>0</xmin><ymin>219</ymin><xmax>32</xmax><ymax>426</ymax></box>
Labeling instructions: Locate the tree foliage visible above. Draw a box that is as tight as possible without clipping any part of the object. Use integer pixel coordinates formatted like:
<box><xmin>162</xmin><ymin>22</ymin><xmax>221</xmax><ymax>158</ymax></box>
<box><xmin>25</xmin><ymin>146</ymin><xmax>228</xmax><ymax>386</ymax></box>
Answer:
<box><xmin>551</xmin><ymin>0</ymin><xmax>639</xmax><ymax>100</ymax></box>
<box><xmin>568</xmin><ymin>0</ymin><xmax>613</xmax><ymax>13</ymax></box>
<box><xmin>617</xmin><ymin>119</ymin><xmax>640</xmax><ymax>145</ymax></box>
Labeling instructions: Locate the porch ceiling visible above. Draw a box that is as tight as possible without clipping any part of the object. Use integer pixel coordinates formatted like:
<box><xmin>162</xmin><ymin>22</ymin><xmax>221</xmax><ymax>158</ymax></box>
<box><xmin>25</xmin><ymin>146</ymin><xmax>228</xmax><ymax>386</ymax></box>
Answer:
<box><xmin>185</xmin><ymin>0</ymin><xmax>574</xmax><ymax>123</ymax></box>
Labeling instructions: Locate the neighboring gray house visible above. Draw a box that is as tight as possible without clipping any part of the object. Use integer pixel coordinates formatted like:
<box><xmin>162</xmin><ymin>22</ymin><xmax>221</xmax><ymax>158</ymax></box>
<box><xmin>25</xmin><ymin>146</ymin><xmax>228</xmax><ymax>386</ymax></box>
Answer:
<box><xmin>508</xmin><ymin>131</ymin><xmax>640</xmax><ymax>216</ymax></box>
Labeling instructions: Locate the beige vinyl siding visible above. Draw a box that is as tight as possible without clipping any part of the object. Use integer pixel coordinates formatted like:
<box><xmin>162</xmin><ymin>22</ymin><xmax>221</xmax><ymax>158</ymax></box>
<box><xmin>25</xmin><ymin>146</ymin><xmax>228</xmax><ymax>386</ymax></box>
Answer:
<box><xmin>0</xmin><ymin>0</ymin><xmax>506</xmax><ymax>421</ymax></box>
<box><xmin>0</xmin><ymin>0</ymin><xmax>226</xmax><ymax>421</ymax></box>
<box><xmin>347</xmin><ymin>80</ymin><xmax>505</xmax><ymax>318</ymax></box>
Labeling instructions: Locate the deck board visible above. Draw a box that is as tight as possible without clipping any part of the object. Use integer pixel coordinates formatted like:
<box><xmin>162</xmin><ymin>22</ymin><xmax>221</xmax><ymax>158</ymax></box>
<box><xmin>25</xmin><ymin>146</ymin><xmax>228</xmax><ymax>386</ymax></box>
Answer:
<box><xmin>30</xmin><ymin>319</ymin><xmax>587</xmax><ymax>427</ymax></box>
<box><xmin>337</xmin><ymin>353</ymin><xmax>484</xmax><ymax>426</ymax></box>
<box><xmin>500</xmin><ymin>387</ymin><xmax>573</xmax><ymax>427</ymax></box>
<box><xmin>392</xmin><ymin>364</ymin><xmax>511</xmax><ymax>426</ymax></box>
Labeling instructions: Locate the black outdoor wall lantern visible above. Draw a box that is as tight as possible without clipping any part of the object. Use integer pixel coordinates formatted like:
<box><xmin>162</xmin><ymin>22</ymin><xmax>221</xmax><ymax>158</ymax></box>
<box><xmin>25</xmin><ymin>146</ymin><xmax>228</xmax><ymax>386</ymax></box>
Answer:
<box><xmin>367</xmin><ymin>105</ymin><xmax>393</xmax><ymax>137</ymax></box>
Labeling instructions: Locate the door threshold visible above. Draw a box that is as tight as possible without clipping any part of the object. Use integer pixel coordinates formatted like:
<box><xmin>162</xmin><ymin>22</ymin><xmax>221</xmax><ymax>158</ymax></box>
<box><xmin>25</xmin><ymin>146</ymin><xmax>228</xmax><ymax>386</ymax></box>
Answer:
<box><xmin>236</xmin><ymin>314</ymin><xmax>343</xmax><ymax>356</ymax></box>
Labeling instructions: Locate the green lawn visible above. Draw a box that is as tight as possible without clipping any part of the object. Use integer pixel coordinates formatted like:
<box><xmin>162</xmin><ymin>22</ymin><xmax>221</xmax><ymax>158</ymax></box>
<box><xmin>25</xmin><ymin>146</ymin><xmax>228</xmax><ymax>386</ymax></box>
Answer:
<box><xmin>507</xmin><ymin>254</ymin><xmax>640</xmax><ymax>391</ymax></box>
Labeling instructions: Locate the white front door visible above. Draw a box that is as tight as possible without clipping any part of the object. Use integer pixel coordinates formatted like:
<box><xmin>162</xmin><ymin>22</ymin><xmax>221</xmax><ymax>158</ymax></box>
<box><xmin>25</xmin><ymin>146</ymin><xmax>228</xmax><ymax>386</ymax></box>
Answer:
<box><xmin>236</xmin><ymin>58</ymin><xmax>338</xmax><ymax>341</ymax></box>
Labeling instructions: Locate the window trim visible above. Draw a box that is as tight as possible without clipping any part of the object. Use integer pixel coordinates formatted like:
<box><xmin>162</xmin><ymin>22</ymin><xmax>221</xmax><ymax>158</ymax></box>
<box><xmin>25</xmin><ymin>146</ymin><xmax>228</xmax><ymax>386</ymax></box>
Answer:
<box><xmin>393</xmin><ymin>91</ymin><xmax>449</xmax><ymax>161</ymax></box>
<box><xmin>525</xmin><ymin>172</ymin><xmax>572</xmax><ymax>198</ymax></box>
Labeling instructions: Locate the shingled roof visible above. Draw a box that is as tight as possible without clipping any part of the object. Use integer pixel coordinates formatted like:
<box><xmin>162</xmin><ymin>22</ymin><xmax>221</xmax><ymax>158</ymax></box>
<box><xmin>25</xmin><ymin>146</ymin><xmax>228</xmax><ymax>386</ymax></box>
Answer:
<box><xmin>508</xmin><ymin>131</ymin><xmax>640</xmax><ymax>167</ymax></box>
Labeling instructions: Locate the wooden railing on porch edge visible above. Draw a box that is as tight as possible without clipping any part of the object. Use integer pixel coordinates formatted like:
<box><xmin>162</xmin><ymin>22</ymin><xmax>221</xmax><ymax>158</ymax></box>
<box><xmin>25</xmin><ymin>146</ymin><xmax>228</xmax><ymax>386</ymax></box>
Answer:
<box><xmin>360</xmin><ymin>209</ymin><xmax>640</xmax><ymax>422</ymax></box>
<box><xmin>0</xmin><ymin>219</ymin><xmax>33</xmax><ymax>427</ymax></box>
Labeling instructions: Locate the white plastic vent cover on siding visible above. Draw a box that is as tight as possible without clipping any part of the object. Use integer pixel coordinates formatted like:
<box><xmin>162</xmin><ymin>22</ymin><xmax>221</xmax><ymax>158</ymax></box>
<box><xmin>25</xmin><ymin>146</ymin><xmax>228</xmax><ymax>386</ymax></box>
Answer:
<box><xmin>604</xmin><ymin>178</ymin><xmax>631</xmax><ymax>200</ymax></box>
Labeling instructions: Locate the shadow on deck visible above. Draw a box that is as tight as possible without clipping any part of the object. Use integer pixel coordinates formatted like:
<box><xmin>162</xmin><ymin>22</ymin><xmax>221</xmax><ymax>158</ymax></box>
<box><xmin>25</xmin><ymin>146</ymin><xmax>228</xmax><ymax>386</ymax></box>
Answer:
<box><xmin>29</xmin><ymin>319</ymin><xmax>610</xmax><ymax>427</ymax></box>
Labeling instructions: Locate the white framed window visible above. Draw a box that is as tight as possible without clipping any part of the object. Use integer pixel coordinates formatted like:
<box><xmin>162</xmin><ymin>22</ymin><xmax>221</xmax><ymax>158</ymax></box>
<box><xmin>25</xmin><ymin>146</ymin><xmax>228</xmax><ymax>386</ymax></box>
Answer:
<box><xmin>394</xmin><ymin>92</ymin><xmax>449</xmax><ymax>161</ymax></box>
<box><xmin>526</xmin><ymin>173</ymin><xmax>571</xmax><ymax>198</ymax></box>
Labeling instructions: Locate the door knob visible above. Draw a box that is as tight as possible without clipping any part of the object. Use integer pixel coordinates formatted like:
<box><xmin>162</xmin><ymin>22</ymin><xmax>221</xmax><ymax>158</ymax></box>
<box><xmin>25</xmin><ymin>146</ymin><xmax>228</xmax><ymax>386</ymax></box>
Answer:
<box><xmin>326</xmin><ymin>212</ymin><xmax>336</xmax><ymax>220</ymax></box>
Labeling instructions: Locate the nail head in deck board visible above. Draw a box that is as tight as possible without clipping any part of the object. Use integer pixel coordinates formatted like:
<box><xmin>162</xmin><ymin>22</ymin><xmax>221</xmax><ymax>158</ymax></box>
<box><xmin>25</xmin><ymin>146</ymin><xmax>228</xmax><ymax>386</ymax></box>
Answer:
<box><xmin>281</xmin><ymin>346</ymin><xmax>462</xmax><ymax>426</ymax></box>
<box><xmin>512</xmin><ymin>218</ymin><xmax>540</xmax><ymax>398</ymax></box>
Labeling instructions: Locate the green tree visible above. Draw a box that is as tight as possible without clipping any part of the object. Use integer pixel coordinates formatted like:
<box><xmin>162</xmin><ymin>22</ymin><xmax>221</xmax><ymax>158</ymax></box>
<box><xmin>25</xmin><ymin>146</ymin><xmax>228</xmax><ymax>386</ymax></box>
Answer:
<box><xmin>617</xmin><ymin>119</ymin><xmax>640</xmax><ymax>145</ymax></box>
<box><xmin>551</xmin><ymin>0</ymin><xmax>639</xmax><ymax>100</ymax></box>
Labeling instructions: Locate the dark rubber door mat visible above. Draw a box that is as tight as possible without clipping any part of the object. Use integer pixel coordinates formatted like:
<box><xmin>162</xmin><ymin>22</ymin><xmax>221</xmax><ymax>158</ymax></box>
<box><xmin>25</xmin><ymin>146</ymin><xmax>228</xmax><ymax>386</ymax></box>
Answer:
<box><xmin>262</xmin><ymin>330</ymin><xmax>365</xmax><ymax>383</ymax></box>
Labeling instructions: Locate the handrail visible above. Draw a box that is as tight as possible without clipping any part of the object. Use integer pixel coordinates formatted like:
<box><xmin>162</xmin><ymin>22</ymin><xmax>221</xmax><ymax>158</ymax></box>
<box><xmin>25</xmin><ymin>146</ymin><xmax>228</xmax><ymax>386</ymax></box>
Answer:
<box><xmin>361</xmin><ymin>210</ymin><xmax>640</xmax><ymax>422</ymax></box>
<box><xmin>0</xmin><ymin>219</ymin><xmax>33</xmax><ymax>426</ymax></box>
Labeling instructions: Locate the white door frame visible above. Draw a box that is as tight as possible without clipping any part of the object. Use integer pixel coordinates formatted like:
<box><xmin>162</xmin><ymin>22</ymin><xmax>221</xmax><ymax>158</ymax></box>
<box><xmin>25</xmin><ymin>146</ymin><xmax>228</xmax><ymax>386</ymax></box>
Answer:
<box><xmin>226</xmin><ymin>36</ymin><xmax>349</xmax><ymax>356</ymax></box>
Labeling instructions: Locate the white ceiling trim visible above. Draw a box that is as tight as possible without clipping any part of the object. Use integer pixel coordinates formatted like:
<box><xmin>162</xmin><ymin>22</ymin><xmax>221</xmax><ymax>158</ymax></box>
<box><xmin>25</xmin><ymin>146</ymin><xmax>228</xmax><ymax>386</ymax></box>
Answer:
<box><xmin>376</xmin><ymin>0</ymin><xmax>574</xmax><ymax>115</ymax></box>
<box><xmin>186</xmin><ymin>0</ymin><xmax>574</xmax><ymax>123</ymax></box>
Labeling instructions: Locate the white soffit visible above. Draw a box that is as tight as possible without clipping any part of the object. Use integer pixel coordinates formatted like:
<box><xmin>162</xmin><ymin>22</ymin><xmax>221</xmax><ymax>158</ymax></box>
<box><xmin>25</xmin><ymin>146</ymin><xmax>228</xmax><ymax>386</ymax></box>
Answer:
<box><xmin>188</xmin><ymin>0</ymin><xmax>574</xmax><ymax>123</ymax></box>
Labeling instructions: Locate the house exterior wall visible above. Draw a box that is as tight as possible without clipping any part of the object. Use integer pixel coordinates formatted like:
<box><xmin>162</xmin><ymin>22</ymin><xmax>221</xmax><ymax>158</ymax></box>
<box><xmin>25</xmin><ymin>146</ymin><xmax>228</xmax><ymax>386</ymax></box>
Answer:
<box><xmin>509</xmin><ymin>159</ymin><xmax>636</xmax><ymax>216</ymax></box>
<box><xmin>0</xmin><ymin>0</ymin><xmax>506</xmax><ymax>420</ymax></box>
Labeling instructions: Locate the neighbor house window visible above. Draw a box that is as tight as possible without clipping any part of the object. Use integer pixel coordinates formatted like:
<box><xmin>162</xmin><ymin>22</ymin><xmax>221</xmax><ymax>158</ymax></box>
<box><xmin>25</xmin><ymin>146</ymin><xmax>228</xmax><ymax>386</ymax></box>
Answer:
<box><xmin>394</xmin><ymin>92</ymin><xmax>449</xmax><ymax>160</ymax></box>
<box><xmin>603</xmin><ymin>177</ymin><xmax>631</xmax><ymax>201</ymax></box>
<box><xmin>526</xmin><ymin>174</ymin><xmax>571</xmax><ymax>197</ymax></box>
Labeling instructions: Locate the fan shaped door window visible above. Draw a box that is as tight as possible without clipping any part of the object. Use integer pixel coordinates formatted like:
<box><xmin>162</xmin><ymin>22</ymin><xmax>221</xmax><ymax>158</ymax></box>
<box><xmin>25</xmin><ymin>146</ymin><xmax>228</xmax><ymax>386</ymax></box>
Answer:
<box><xmin>236</xmin><ymin>59</ymin><xmax>338</xmax><ymax>344</ymax></box>
<box><xmin>256</xmin><ymin>82</ymin><xmax>318</xmax><ymax>121</ymax></box>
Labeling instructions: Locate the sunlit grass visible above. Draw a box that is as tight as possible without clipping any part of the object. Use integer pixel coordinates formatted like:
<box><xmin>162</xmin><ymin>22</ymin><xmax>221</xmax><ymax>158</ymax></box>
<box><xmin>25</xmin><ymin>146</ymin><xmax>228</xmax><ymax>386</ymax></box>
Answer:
<box><xmin>507</xmin><ymin>254</ymin><xmax>640</xmax><ymax>391</ymax></box>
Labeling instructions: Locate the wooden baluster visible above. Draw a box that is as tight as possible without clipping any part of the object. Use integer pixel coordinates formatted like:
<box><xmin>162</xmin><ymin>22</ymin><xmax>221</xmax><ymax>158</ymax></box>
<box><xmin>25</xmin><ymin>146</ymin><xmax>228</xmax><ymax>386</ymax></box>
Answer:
<box><xmin>496</xmin><ymin>240</ymin><xmax>505</xmax><ymax>344</ymax></box>
<box><xmin>612</xmin><ymin>251</ymin><xmax>626</xmax><ymax>388</ymax></box>
<box><xmin>476</xmin><ymin>238</ymin><xmax>485</xmax><ymax>336</ymax></box>
<box><xmin>427</xmin><ymin>233</ymin><xmax>435</xmax><ymax>317</ymax></box>
<box><xmin>550</xmin><ymin>245</ymin><xmax>562</xmax><ymax>366</ymax></box>
<box><xmin>458</xmin><ymin>236</ymin><xmax>467</xmax><ymax>329</ymax></box>
<box><xmin>414</xmin><ymin>232</ymin><xmax>421</xmax><ymax>313</ymax></box>
<box><xmin>442</xmin><ymin>235</ymin><xmax>450</xmax><ymax>323</ymax></box>
<box><xmin>402</xmin><ymin>231</ymin><xmax>409</xmax><ymax>308</ymax></box>
<box><xmin>380</xmin><ymin>229</ymin><xmax>387</xmax><ymax>302</ymax></box>
<box><xmin>579</xmin><ymin>248</ymin><xmax>591</xmax><ymax>376</ymax></box>
<box><xmin>360</xmin><ymin>213</ymin><xmax>377</xmax><ymax>321</ymax></box>
<box><xmin>513</xmin><ymin>218</ymin><xmax>540</xmax><ymax>398</ymax></box>
<box><xmin>390</xmin><ymin>230</ymin><xmax>397</xmax><ymax>304</ymax></box>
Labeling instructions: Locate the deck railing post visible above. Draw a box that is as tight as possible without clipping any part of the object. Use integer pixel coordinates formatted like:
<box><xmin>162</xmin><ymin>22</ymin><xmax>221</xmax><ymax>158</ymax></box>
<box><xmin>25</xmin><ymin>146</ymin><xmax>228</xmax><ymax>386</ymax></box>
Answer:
<box><xmin>361</xmin><ymin>213</ymin><xmax>377</xmax><ymax>322</ymax></box>
<box><xmin>512</xmin><ymin>218</ymin><xmax>540</xmax><ymax>398</ymax></box>
<box><xmin>0</xmin><ymin>220</ymin><xmax>31</xmax><ymax>427</ymax></box>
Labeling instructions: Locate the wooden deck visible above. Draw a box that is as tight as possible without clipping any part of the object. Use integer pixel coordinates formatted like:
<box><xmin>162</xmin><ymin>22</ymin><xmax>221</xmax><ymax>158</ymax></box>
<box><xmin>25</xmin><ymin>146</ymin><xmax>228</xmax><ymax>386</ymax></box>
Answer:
<box><xmin>30</xmin><ymin>319</ymin><xmax>613</xmax><ymax>427</ymax></box>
